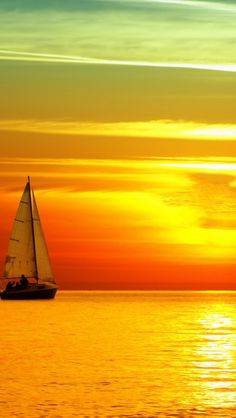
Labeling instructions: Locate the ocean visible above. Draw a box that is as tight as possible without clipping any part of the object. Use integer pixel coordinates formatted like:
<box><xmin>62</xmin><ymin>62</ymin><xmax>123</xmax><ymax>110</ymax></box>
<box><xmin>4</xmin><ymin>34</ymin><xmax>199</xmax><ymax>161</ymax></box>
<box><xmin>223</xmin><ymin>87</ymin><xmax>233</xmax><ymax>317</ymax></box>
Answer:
<box><xmin>1</xmin><ymin>291</ymin><xmax>236</xmax><ymax>417</ymax></box>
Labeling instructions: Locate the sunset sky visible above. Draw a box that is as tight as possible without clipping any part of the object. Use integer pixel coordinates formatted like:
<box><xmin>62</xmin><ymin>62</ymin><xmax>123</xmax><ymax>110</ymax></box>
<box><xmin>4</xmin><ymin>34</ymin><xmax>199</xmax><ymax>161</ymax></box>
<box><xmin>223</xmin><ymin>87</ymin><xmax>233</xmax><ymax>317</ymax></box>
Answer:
<box><xmin>1</xmin><ymin>0</ymin><xmax>236</xmax><ymax>289</ymax></box>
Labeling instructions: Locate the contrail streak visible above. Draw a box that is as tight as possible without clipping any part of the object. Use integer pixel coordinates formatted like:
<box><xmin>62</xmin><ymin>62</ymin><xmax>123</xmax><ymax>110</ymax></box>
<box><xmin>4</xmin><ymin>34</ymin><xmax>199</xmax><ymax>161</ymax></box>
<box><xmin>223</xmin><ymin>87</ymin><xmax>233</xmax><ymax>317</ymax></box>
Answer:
<box><xmin>0</xmin><ymin>50</ymin><xmax>236</xmax><ymax>73</ymax></box>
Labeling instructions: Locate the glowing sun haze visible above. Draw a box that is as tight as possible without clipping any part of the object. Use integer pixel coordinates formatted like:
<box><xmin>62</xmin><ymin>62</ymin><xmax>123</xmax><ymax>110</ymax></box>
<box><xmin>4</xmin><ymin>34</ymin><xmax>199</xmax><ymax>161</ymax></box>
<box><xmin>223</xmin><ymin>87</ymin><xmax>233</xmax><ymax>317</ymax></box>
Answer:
<box><xmin>0</xmin><ymin>0</ymin><xmax>236</xmax><ymax>289</ymax></box>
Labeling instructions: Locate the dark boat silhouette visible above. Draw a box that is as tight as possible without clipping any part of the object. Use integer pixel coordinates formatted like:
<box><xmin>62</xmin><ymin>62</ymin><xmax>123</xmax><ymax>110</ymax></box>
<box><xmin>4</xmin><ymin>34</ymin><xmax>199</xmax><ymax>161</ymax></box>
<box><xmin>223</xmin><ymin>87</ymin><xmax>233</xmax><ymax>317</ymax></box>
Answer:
<box><xmin>0</xmin><ymin>177</ymin><xmax>57</xmax><ymax>300</ymax></box>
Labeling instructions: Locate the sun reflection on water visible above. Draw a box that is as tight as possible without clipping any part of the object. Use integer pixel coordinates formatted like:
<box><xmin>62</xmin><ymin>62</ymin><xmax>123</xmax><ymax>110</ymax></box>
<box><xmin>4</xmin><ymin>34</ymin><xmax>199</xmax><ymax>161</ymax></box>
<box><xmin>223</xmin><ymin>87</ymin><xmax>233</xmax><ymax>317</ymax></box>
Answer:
<box><xmin>194</xmin><ymin>311</ymin><xmax>236</xmax><ymax>407</ymax></box>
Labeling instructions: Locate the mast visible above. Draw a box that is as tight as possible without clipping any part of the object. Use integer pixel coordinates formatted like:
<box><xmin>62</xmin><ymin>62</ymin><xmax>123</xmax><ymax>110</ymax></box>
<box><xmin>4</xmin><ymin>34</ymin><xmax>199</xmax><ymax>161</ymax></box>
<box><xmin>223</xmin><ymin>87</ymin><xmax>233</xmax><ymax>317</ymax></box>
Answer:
<box><xmin>28</xmin><ymin>176</ymin><xmax>38</xmax><ymax>281</ymax></box>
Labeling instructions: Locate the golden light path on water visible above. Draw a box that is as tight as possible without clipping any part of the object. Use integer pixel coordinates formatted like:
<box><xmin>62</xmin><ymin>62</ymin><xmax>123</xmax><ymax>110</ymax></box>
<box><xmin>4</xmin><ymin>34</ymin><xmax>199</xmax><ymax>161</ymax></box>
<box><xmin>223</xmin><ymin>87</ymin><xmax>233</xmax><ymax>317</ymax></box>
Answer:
<box><xmin>194</xmin><ymin>312</ymin><xmax>236</xmax><ymax>408</ymax></box>
<box><xmin>1</xmin><ymin>292</ymin><xmax>236</xmax><ymax>417</ymax></box>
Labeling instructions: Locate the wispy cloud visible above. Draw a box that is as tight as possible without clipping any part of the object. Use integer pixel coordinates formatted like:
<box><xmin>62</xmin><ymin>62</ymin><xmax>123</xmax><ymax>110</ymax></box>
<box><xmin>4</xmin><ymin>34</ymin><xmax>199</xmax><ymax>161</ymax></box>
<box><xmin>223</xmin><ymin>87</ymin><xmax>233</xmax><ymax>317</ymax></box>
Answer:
<box><xmin>0</xmin><ymin>50</ymin><xmax>236</xmax><ymax>73</ymax></box>
<box><xmin>144</xmin><ymin>0</ymin><xmax>236</xmax><ymax>13</ymax></box>
<box><xmin>1</xmin><ymin>119</ymin><xmax>236</xmax><ymax>140</ymax></box>
<box><xmin>1</xmin><ymin>156</ymin><xmax>236</xmax><ymax>175</ymax></box>
<box><xmin>2</xmin><ymin>0</ymin><xmax>234</xmax><ymax>13</ymax></box>
<box><xmin>0</xmin><ymin>0</ymin><xmax>235</xmax><ymax>67</ymax></box>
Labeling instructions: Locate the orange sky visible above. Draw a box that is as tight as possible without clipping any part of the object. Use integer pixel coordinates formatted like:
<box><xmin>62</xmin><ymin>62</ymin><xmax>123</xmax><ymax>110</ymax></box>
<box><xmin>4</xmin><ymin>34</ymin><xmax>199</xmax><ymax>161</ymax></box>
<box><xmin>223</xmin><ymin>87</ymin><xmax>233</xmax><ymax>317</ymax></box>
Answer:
<box><xmin>1</xmin><ymin>153</ymin><xmax>236</xmax><ymax>289</ymax></box>
<box><xmin>1</xmin><ymin>1</ymin><xmax>236</xmax><ymax>289</ymax></box>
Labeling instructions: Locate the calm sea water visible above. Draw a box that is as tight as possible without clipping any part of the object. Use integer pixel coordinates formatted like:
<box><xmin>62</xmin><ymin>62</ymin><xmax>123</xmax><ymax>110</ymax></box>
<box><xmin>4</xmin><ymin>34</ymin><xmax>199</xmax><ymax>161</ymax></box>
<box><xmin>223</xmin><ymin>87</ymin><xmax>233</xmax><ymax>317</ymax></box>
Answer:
<box><xmin>1</xmin><ymin>291</ymin><xmax>236</xmax><ymax>417</ymax></box>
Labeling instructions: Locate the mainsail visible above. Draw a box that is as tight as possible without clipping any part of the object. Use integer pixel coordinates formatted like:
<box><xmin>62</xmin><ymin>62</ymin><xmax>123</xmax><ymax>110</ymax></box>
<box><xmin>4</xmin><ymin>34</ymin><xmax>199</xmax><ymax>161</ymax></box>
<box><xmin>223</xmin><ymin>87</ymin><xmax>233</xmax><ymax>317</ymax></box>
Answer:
<box><xmin>32</xmin><ymin>192</ymin><xmax>55</xmax><ymax>283</ymax></box>
<box><xmin>3</xmin><ymin>179</ymin><xmax>55</xmax><ymax>284</ymax></box>
<box><xmin>3</xmin><ymin>182</ymin><xmax>36</xmax><ymax>278</ymax></box>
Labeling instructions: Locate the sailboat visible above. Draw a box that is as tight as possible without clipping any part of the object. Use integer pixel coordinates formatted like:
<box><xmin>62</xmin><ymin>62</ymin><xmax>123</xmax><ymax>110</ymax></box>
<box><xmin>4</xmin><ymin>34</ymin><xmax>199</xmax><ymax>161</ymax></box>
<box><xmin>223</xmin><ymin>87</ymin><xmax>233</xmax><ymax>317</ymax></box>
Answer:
<box><xmin>0</xmin><ymin>177</ymin><xmax>57</xmax><ymax>300</ymax></box>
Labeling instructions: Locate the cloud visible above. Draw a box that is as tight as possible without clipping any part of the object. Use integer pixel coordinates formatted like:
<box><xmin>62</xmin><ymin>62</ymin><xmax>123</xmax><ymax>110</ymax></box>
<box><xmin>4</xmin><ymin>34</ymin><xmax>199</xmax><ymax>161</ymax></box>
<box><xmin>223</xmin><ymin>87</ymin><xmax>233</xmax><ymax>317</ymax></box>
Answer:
<box><xmin>0</xmin><ymin>50</ymin><xmax>236</xmax><ymax>73</ymax></box>
<box><xmin>1</xmin><ymin>0</ymin><xmax>235</xmax><ymax>13</ymax></box>
<box><xmin>1</xmin><ymin>157</ymin><xmax>236</xmax><ymax>191</ymax></box>
<box><xmin>1</xmin><ymin>119</ymin><xmax>236</xmax><ymax>140</ymax></box>
<box><xmin>0</xmin><ymin>0</ymin><xmax>235</xmax><ymax>67</ymax></box>
<box><xmin>144</xmin><ymin>0</ymin><xmax>236</xmax><ymax>13</ymax></box>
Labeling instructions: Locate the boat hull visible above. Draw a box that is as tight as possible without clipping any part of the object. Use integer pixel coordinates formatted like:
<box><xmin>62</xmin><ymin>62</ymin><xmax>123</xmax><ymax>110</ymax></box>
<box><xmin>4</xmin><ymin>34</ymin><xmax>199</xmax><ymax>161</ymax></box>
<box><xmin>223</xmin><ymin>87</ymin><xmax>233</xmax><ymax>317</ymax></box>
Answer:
<box><xmin>0</xmin><ymin>285</ymin><xmax>57</xmax><ymax>300</ymax></box>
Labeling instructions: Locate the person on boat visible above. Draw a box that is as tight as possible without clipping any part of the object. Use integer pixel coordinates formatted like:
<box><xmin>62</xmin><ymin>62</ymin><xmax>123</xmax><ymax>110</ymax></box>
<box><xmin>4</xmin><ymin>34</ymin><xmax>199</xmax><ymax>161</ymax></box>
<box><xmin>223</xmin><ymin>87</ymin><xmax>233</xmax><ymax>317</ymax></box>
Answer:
<box><xmin>6</xmin><ymin>281</ymin><xmax>13</xmax><ymax>291</ymax></box>
<box><xmin>20</xmin><ymin>274</ymin><xmax>29</xmax><ymax>287</ymax></box>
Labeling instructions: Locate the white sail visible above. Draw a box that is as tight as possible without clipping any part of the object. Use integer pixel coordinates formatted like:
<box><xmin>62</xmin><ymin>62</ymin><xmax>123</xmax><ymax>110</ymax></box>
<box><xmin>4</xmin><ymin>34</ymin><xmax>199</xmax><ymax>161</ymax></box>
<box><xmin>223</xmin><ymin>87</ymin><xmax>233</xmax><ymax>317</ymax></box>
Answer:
<box><xmin>32</xmin><ymin>191</ymin><xmax>55</xmax><ymax>283</ymax></box>
<box><xmin>3</xmin><ymin>182</ymin><xmax>37</xmax><ymax>278</ymax></box>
